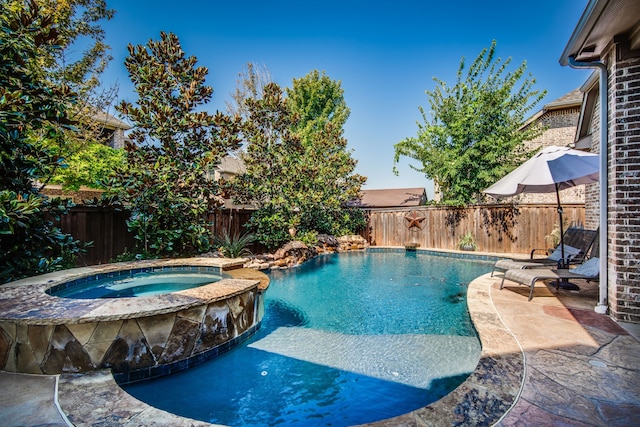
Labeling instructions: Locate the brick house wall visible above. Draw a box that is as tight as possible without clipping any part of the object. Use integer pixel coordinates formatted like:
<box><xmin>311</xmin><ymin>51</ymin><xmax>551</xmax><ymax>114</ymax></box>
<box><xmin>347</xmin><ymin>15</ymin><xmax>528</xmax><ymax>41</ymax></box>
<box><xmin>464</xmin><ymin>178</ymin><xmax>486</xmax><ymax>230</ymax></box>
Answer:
<box><xmin>41</xmin><ymin>185</ymin><xmax>105</xmax><ymax>204</ymax></box>
<box><xmin>605</xmin><ymin>40</ymin><xmax>640</xmax><ymax>323</ymax></box>
<box><xmin>584</xmin><ymin>90</ymin><xmax>601</xmax><ymax>231</ymax></box>
<box><xmin>584</xmin><ymin>37</ymin><xmax>640</xmax><ymax>324</ymax></box>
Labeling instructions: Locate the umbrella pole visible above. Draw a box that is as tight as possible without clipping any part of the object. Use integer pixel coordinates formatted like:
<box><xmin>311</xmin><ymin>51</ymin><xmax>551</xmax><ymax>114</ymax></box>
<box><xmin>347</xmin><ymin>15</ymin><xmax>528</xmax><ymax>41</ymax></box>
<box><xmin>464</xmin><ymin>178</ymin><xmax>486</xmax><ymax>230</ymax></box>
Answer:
<box><xmin>555</xmin><ymin>183</ymin><xmax>580</xmax><ymax>290</ymax></box>
<box><xmin>556</xmin><ymin>183</ymin><xmax>565</xmax><ymax>266</ymax></box>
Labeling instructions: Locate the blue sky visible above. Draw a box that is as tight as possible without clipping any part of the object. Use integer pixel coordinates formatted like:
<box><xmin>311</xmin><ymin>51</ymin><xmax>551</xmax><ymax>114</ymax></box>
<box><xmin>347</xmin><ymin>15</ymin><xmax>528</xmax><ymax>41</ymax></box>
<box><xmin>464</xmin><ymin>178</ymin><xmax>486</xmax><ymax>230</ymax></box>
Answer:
<box><xmin>99</xmin><ymin>0</ymin><xmax>591</xmax><ymax>197</ymax></box>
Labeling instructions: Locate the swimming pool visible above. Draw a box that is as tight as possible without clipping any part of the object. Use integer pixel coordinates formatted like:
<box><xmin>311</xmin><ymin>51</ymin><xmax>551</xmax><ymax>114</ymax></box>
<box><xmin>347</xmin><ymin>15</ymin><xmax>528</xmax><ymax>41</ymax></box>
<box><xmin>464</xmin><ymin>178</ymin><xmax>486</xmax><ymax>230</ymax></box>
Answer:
<box><xmin>123</xmin><ymin>250</ymin><xmax>493</xmax><ymax>426</ymax></box>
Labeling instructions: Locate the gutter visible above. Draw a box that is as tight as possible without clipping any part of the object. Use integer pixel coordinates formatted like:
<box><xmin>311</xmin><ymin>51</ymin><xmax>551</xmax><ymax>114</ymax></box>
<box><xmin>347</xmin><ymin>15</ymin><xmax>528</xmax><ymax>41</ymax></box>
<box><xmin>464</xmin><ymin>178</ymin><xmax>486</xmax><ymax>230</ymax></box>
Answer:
<box><xmin>559</xmin><ymin>0</ymin><xmax>606</xmax><ymax>67</ymax></box>
<box><xmin>567</xmin><ymin>56</ymin><xmax>608</xmax><ymax>315</ymax></box>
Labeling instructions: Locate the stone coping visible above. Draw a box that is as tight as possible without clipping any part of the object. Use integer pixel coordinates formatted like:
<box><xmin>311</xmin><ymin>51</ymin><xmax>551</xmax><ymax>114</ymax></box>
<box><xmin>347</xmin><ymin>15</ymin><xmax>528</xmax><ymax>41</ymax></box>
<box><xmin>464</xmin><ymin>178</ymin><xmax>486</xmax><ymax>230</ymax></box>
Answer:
<box><xmin>0</xmin><ymin>258</ymin><xmax>268</xmax><ymax>325</ymax></box>
<box><xmin>56</xmin><ymin>272</ymin><xmax>525</xmax><ymax>426</ymax></box>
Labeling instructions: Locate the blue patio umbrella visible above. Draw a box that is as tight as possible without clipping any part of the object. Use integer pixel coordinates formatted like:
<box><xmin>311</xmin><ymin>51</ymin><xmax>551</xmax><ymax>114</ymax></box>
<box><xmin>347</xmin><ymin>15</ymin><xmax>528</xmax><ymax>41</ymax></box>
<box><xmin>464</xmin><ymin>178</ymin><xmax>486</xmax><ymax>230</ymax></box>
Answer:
<box><xmin>483</xmin><ymin>146</ymin><xmax>599</xmax><ymax>267</ymax></box>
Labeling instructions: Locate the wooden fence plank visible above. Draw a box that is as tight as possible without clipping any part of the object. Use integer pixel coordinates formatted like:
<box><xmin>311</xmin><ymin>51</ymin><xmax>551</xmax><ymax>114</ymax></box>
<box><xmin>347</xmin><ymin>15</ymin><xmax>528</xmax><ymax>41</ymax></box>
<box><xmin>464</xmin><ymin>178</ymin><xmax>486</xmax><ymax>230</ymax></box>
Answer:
<box><xmin>53</xmin><ymin>204</ymin><xmax>585</xmax><ymax>266</ymax></box>
<box><xmin>364</xmin><ymin>204</ymin><xmax>586</xmax><ymax>254</ymax></box>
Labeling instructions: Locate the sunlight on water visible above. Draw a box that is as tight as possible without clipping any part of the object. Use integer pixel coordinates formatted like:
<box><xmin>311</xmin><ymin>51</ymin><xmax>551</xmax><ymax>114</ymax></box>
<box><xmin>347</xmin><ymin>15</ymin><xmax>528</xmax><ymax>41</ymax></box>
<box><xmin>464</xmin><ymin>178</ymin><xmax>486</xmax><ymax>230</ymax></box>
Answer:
<box><xmin>124</xmin><ymin>251</ymin><xmax>493</xmax><ymax>427</ymax></box>
<box><xmin>248</xmin><ymin>327</ymin><xmax>480</xmax><ymax>389</ymax></box>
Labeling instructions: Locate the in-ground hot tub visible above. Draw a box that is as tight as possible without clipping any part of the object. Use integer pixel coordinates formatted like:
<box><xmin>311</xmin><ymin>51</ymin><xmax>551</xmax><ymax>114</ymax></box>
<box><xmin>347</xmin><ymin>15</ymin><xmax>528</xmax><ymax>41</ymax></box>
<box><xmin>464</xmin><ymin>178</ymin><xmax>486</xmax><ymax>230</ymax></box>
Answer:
<box><xmin>0</xmin><ymin>258</ymin><xmax>269</xmax><ymax>383</ymax></box>
<box><xmin>46</xmin><ymin>267</ymin><xmax>226</xmax><ymax>299</ymax></box>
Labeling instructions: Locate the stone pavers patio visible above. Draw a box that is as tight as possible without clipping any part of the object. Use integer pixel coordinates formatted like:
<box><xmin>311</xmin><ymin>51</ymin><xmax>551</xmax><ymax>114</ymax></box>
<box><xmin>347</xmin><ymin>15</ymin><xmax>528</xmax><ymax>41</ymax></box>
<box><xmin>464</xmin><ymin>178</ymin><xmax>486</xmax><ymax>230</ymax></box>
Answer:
<box><xmin>494</xmin><ymin>275</ymin><xmax>640</xmax><ymax>426</ymax></box>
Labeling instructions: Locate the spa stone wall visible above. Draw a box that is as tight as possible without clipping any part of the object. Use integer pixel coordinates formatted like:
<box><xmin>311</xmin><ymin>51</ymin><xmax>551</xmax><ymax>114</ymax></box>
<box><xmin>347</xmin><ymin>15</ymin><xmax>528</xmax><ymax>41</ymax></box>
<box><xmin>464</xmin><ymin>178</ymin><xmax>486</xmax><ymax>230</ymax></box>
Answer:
<box><xmin>0</xmin><ymin>289</ymin><xmax>261</xmax><ymax>383</ymax></box>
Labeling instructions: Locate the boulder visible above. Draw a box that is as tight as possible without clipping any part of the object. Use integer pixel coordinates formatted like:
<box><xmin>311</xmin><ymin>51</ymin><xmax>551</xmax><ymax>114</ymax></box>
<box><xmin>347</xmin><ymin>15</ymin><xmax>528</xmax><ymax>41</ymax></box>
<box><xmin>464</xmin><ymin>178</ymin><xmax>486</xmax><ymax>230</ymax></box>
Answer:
<box><xmin>337</xmin><ymin>234</ymin><xmax>369</xmax><ymax>251</ymax></box>
<box><xmin>274</xmin><ymin>241</ymin><xmax>314</xmax><ymax>260</ymax></box>
<box><xmin>244</xmin><ymin>235</ymin><xmax>368</xmax><ymax>271</ymax></box>
<box><xmin>317</xmin><ymin>234</ymin><xmax>339</xmax><ymax>247</ymax></box>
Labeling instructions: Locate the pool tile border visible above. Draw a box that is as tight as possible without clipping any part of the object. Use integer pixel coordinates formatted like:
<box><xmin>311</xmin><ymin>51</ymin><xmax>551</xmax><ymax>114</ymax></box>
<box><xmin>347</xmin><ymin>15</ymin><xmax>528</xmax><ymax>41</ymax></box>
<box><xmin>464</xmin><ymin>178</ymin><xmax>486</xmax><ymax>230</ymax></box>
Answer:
<box><xmin>112</xmin><ymin>322</ymin><xmax>262</xmax><ymax>384</ymax></box>
<box><xmin>367</xmin><ymin>246</ymin><xmax>502</xmax><ymax>262</ymax></box>
<box><xmin>46</xmin><ymin>265</ymin><xmax>225</xmax><ymax>296</ymax></box>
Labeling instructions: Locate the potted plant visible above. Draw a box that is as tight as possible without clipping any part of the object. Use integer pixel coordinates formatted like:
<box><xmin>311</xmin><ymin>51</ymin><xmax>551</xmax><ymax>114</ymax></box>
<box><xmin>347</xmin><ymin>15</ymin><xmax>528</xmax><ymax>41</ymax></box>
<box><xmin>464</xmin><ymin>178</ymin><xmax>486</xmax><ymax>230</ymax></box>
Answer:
<box><xmin>458</xmin><ymin>232</ymin><xmax>477</xmax><ymax>251</ymax></box>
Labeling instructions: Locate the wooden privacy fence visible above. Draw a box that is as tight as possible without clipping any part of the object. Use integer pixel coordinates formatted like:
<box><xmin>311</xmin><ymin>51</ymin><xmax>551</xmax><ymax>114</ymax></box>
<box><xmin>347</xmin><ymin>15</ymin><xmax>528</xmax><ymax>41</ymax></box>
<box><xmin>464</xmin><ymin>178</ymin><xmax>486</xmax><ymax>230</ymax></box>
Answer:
<box><xmin>363</xmin><ymin>204</ymin><xmax>586</xmax><ymax>254</ymax></box>
<box><xmin>54</xmin><ymin>207</ymin><xmax>257</xmax><ymax>266</ymax></box>
<box><xmin>55</xmin><ymin>204</ymin><xmax>586</xmax><ymax>265</ymax></box>
<box><xmin>54</xmin><ymin>206</ymin><xmax>137</xmax><ymax>266</ymax></box>
<box><xmin>207</xmin><ymin>209</ymin><xmax>253</xmax><ymax>239</ymax></box>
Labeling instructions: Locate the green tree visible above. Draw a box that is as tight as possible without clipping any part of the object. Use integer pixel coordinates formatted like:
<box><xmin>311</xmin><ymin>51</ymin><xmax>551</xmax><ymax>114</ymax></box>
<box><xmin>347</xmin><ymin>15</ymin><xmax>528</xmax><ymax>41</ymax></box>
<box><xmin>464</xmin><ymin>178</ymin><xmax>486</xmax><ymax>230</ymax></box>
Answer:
<box><xmin>0</xmin><ymin>1</ymin><xmax>82</xmax><ymax>282</ymax></box>
<box><xmin>4</xmin><ymin>0</ymin><xmax>119</xmax><ymax>190</ymax></box>
<box><xmin>226</xmin><ymin>82</ymin><xmax>302</xmax><ymax>248</ymax></box>
<box><xmin>48</xmin><ymin>142</ymin><xmax>125</xmax><ymax>190</ymax></box>
<box><xmin>394</xmin><ymin>40</ymin><xmax>546</xmax><ymax>205</ymax></box>
<box><xmin>226</xmin><ymin>73</ymin><xmax>366</xmax><ymax>249</ymax></box>
<box><xmin>288</xmin><ymin>70</ymin><xmax>350</xmax><ymax>142</ymax></box>
<box><xmin>287</xmin><ymin>70</ymin><xmax>366</xmax><ymax>236</ymax></box>
<box><xmin>108</xmin><ymin>32</ymin><xmax>242</xmax><ymax>256</ymax></box>
<box><xmin>48</xmin><ymin>0</ymin><xmax>118</xmax><ymax>190</ymax></box>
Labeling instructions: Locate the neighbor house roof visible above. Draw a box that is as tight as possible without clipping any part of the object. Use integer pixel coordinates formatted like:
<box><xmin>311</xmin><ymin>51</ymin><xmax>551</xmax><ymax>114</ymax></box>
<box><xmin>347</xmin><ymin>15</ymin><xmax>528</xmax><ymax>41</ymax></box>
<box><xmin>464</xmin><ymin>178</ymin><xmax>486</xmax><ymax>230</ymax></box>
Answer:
<box><xmin>352</xmin><ymin>187</ymin><xmax>427</xmax><ymax>208</ymax></box>
<box><xmin>522</xmin><ymin>88</ymin><xmax>583</xmax><ymax>128</ymax></box>
<box><xmin>543</xmin><ymin>88</ymin><xmax>583</xmax><ymax>110</ymax></box>
<box><xmin>91</xmin><ymin>110</ymin><xmax>131</xmax><ymax>130</ymax></box>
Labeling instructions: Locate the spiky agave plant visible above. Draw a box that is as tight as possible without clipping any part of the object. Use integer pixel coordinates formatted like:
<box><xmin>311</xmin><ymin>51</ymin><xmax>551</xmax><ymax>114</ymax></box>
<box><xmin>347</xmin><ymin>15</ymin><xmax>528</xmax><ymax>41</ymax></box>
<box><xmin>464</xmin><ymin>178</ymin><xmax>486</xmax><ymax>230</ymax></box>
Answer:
<box><xmin>214</xmin><ymin>230</ymin><xmax>256</xmax><ymax>258</ymax></box>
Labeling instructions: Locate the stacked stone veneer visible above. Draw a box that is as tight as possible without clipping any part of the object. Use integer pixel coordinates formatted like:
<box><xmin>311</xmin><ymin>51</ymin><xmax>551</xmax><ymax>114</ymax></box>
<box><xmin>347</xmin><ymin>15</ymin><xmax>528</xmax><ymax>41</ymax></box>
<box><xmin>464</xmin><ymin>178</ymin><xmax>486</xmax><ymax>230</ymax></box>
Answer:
<box><xmin>0</xmin><ymin>260</ymin><xmax>266</xmax><ymax>383</ymax></box>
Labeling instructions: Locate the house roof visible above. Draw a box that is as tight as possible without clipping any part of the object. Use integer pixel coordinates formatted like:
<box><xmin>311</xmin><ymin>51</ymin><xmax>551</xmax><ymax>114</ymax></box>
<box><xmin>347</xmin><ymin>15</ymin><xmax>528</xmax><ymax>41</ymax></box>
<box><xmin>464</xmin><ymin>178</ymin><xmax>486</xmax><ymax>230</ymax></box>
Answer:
<box><xmin>559</xmin><ymin>0</ymin><xmax>640</xmax><ymax>65</ymax></box>
<box><xmin>353</xmin><ymin>187</ymin><xmax>426</xmax><ymax>208</ymax></box>
<box><xmin>522</xmin><ymin>88</ymin><xmax>583</xmax><ymax>128</ymax></box>
<box><xmin>91</xmin><ymin>110</ymin><xmax>131</xmax><ymax>130</ymax></box>
<box><xmin>543</xmin><ymin>88</ymin><xmax>582</xmax><ymax>110</ymax></box>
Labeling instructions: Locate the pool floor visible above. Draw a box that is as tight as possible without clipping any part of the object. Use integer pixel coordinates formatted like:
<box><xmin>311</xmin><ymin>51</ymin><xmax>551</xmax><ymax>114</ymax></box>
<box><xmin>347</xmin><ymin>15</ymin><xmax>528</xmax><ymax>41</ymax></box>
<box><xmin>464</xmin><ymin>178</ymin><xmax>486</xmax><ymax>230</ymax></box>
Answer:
<box><xmin>123</xmin><ymin>252</ymin><xmax>492</xmax><ymax>426</ymax></box>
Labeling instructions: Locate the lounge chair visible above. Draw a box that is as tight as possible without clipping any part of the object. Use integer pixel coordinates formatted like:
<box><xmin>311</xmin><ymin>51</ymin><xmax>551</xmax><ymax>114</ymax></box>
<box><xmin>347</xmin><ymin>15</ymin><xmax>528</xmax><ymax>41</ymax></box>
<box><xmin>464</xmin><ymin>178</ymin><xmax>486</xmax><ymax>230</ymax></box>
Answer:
<box><xmin>500</xmin><ymin>257</ymin><xmax>600</xmax><ymax>301</ymax></box>
<box><xmin>491</xmin><ymin>227</ymin><xmax>597</xmax><ymax>277</ymax></box>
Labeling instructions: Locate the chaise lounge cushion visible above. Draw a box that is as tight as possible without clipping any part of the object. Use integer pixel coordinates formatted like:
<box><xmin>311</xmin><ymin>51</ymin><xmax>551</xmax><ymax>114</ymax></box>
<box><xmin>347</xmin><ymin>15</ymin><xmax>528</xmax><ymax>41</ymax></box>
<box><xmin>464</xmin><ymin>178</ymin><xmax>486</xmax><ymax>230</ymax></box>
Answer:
<box><xmin>492</xmin><ymin>245</ymin><xmax>582</xmax><ymax>274</ymax></box>
<box><xmin>546</xmin><ymin>244</ymin><xmax>582</xmax><ymax>261</ymax></box>
<box><xmin>500</xmin><ymin>257</ymin><xmax>600</xmax><ymax>301</ymax></box>
<box><xmin>566</xmin><ymin>257</ymin><xmax>600</xmax><ymax>278</ymax></box>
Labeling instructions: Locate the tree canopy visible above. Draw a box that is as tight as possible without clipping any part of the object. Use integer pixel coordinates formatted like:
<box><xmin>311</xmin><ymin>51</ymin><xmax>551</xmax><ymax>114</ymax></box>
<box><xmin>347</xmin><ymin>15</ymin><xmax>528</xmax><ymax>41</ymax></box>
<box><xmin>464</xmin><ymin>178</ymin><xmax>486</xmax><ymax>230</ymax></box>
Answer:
<box><xmin>394</xmin><ymin>40</ymin><xmax>546</xmax><ymax>205</ymax></box>
<box><xmin>4</xmin><ymin>0</ymin><xmax>122</xmax><ymax>191</ymax></box>
<box><xmin>287</xmin><ymin>70</ymin><xmax>366</xmax><ymax>237</ymax></box>
<box><xmin>288</xmin><ymin>69</ymin><xmax>350</xmax><ymax>143</ymax></box>
<box><xmin>226</xmin><ymin>62</ymin><xmax>272</xmax><ymax>120</ymax></box>
<box><xmin>47</xmin><ymin>142</ymin><xmax>125</xmax><ymax>190</ymax></box>
<box><xmin>226</xmin><ymin>82</ymin><xmax>302</xmax><ymax>248</ymax></box>
<box><xmin>108</xmin><ymin>31</ymin><xmax>242</xmax><ymax>256</ymax></box>
<box><xmin>225</xmin><ymin>71</ymin><xmax>366</xmax><ymax>249</ymax></box>
<box><xmin>0</xmin><ymin>1</ymin><xmax>83</xmax><ymax>282</ymax></box>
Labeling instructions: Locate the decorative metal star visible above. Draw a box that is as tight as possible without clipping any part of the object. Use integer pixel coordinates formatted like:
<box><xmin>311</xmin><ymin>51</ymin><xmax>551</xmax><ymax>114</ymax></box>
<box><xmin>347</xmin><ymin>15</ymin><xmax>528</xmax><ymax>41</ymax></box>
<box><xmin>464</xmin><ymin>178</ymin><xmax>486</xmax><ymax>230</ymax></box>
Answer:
<box><xmin>405</xmin><ymin>210</ymin><xmax>426</xmax><ymax>230</ymax></box>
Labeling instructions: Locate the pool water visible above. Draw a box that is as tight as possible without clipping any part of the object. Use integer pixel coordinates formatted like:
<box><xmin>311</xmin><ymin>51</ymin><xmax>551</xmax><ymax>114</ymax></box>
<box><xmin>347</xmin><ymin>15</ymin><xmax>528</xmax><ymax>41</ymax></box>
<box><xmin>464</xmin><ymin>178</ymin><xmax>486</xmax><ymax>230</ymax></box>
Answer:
<box><xmin>123</xmin><ymin>251</ymin><xmax>493</xmax><ymax>426</ymax></box>
<box><xmin>49</xmin><ymin>269</ymin><xmax>223</xmax><ymax>299</ymax></box>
